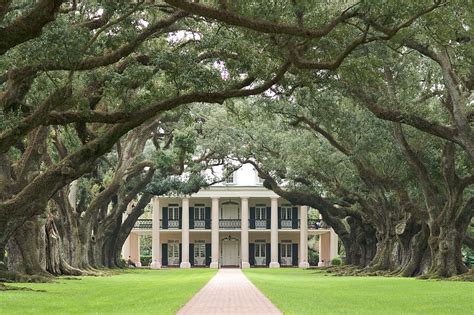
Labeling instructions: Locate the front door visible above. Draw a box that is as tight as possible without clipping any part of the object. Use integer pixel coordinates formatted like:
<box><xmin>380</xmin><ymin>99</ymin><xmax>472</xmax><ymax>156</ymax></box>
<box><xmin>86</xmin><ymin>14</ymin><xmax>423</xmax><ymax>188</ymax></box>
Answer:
<box><xmin>255</xmin><ymin>242</ymin><xmax>266</xmax><ymax>266</ymax></box>
<box><xmin>280</xmin><ymin>243</ymin><xmax>292</xmax><ymax>266</ymax></box>
<box><xmin>194</xmin><ymin>243</ymin><xmax>206</xmax><ymax>266</ymax></box>
<box><xmin>221</xmin><ymin>240</ymin><xmax>239</xmax><ymax>266</ymax></box>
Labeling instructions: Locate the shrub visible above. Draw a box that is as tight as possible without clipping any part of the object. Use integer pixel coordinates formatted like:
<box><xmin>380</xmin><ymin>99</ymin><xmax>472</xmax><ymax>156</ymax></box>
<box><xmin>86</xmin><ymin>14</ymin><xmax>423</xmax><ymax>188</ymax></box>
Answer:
<box><xmin>331</xmin><ymin>256</ymin><xmax>342</xmax><ymax>266</ymax></box>
<box><xmin>308</xmin><ymin>249</ymin><xmax>319</xmax><ymax>266</ymax></box>
<box><xmin>140</xmin><ymin>255</ymin><xmax>152</xmax><ymax>266</ymax></box>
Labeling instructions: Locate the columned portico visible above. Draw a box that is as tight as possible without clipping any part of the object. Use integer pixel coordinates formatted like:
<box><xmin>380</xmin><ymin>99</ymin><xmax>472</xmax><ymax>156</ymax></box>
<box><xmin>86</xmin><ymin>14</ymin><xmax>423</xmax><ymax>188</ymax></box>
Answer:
<box><xmin>241</xmin><ymin>197</ymin><xmax>250</xmax><ymax>268</ymax></box>
<box><xmin>180</xmin><ymin>197</ymin><xmax>191</xmax><ymax>268</ymax></box>
<box><xmin>299</xmin><ymin>206</ymin><xmax>310</xmax><ymax>268</ymax></box>
<box><xmin>210</xmin><ymin>197</ymin><xmax>220</xmax><ymax>268</ymax></box>
<box><xmin>150</xmin><ymin>197</ymin><xmax>161</xmax><ymax>269</ymax></box>
<box><xmin>269</xmin><ymin>197</ymin><xmax>280</xmax><ymax>268</ymax></box>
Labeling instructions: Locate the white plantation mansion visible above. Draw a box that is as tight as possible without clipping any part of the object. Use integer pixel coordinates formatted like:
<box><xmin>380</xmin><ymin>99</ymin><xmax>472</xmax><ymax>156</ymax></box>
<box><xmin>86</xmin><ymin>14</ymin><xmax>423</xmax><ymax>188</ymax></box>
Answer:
<box><xmin>122</xmin><ymin>164</ymin><xmax>338</xmax><ymax>268</ymax></box>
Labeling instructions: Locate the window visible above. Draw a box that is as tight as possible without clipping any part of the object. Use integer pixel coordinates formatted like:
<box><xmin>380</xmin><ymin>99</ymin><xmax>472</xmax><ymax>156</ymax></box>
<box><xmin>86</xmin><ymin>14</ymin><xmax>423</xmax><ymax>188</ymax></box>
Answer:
<box><xmin>280</xmin><ymin>206</ymin><xmax>292</xmax><ymax>220</ymax></box>
<box><xmin>194</xmin><ymin>205</ymin><xmax>205</xmax><ymax>220</ymax></box>
<box><xmin>225</xmin><ymin>173</ymin><xmax>235</xmax><ymax>184</ymax></box>
<box><xmin>168</xmin><ymin>205</ymin><xmax>180</xmax><ymax>220</ymax></box>
<box><xmin>255</xmin><ymin>243</ymin><xmax>266</xmax><ymax>258</ymax></box>
<box><xmin>255</xmin><ymin>205</ymin><xmax>267</xmax><ymax>220</ymax></box>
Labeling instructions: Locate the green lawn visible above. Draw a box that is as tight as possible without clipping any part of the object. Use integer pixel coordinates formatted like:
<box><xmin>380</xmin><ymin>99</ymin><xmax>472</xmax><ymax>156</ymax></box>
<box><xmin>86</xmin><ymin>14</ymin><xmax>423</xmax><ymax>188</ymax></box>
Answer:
<box><xmin>244</xmin><ymin>268</ymin><xmax>474</xmax><ymax>315</ymax></box>
<box><xmin>0</xmin><ymin>269</ymin><xmax>216</xmax><ymax>315</ymax></box>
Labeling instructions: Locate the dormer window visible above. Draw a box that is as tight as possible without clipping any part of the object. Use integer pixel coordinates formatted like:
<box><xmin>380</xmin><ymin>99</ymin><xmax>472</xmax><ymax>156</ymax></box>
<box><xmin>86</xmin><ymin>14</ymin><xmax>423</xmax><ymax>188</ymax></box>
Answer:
<box><xmin>225</xmin><ymin>172</ymin><xmax>235</xmax><ymax>184</ymax></box>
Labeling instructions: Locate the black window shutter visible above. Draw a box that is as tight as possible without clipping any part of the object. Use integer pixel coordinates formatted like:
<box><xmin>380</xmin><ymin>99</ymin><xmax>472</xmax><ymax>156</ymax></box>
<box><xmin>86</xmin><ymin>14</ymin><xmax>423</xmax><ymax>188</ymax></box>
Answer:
<box><xmin>249</xmin><ymin>243</ymin><xmax>255</xmax><ymax>266</ymax></box>
<box><xmin>249</xmin><ymin>207</ymin><xmax>255</xmax><ymax>229</ymax></box>
<box><xmin>189</xmin><ymin>207</ymin><xmax>195</xmax><ymax>229</ymax></box>
<box><xmin>292</xmin><ymin>243</ymin><xmax>299</xmax><ymax>266</ymax></box>
<box><xmin>266</xmin><ymin>207</ymin><xmax>271</xmax><ymax>229</ymax></box>
<box><xmin>205</xmin><ymin>207</ymin><xmax>211</xmax><ymax>229</ymax></box>
<box><xmin>179</xmin><ymin>207</ymin><xmax>182</xmax><ymax>229</ymax></box>
<box><xmin>278</xmin><ymin>207</ymin><xmax>282</xmax><ymax>229</ymax></box>
<box><xmin>162</xmin><ymin>207</ymin><xmax>168</xmax><ymax>229</ymax></box>
<box><xmin>265</xmin><ymin>243</ymin><xmax>271</xmax><ymax>266</ymax></box>
<box><xmin>179</xmin><ymin>243</ymin><xmax>182</xmax><ymax>263</ymax></box>
<box><xmin>292</xmin><ymin>207</ymin><xmax>298</xmax><ymax>229</ymax></box>
<box><xmin>205</xmin><ymin>243</ymin><xmax>211</xmax><ymax>266</ymax></box>
<box><xmin>162</xmin><ymin>243</ymin><xmax>168</xmax><ymax>266</ymax></box>
<box><xmin>278</xmin><ymin>243</ymin><xmax>281</xmax><ymax>264</ymax></box>
<box><xmin>189</xmin><ymin>244</ymin><xmax>194</xmax><ymax>266</ymax></box>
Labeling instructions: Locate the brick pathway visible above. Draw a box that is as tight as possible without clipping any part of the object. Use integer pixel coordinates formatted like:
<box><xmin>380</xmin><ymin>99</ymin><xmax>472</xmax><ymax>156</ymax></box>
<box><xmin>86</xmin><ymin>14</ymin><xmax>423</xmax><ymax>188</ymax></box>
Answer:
<box><xmin>177</xmin><ymin>269</ymin><xmax>282</xmax><ymax>315</ymax></box>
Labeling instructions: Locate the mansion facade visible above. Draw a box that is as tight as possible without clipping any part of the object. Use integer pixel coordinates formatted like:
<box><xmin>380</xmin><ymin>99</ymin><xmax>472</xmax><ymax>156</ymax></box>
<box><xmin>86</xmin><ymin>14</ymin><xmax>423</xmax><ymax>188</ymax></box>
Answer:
<box><xmin>122</xmin><ymin>164</ymin><xmax>338</xmax><ymax>268</ymax></box>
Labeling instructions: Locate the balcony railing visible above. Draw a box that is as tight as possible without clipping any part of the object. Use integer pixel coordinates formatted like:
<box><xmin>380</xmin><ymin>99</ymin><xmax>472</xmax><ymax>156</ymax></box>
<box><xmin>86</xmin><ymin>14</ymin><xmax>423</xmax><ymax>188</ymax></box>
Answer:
<box><xmin>219</xmin><ymin>219</ymin><xmax>241</xmax><ymax>229</ymax></box>
<box><xmin>249</xmin><ymin>219</ymin><xmax>268</xmax><ymax>229</ymax></box>
<box><xmin>280</xmin><ymin>219</ymin><xmax>292</xmax><ymax>229</ymax></box>
<box><xmin>134</xmin><ymin>218</ymin><xmax>153</xmax><ymax>229</ymax></box>
<box><xmin>168</xmin><ymin>220</ymin><xmax>180</xmax><ymax>229</ymax></box>
<box><xmin>193</xmin><ymin>219</ymin><xmax>211</xmax><ymax>229</ymax></box>
<box><xmin>134</xmin><ymin>218</ymin><xmax>327</xmax><ymax>230</ymax></box>
<box><xmin>301</xmin><ymin>219</ymin><xmax>328</xmax><ymax>229</ymax></box>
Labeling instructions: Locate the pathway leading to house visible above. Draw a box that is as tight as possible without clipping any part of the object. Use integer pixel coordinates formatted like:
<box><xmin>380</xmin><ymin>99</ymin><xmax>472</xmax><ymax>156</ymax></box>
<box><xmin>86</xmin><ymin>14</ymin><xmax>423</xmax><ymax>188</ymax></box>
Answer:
<box><xmin>177</xmin><ymin>269</ymin><xmax>282</xmax><ymax>315</ymax></box>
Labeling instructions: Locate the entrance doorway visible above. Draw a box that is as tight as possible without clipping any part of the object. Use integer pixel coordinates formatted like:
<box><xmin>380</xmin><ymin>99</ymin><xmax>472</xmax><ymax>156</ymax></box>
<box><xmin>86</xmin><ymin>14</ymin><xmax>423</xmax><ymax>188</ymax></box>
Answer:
<box><xmin>280</xmin><ymin>243</ymin><xmax>293</xmax><ymax>266</ymax></box>
<box><xmin>194</xmin><ymin>242</ymin><xmax>206</xmax><ymax>266</ymax></box>
<box><xmin>168</xmin><ymin>240</ymin><xmax>180</xmax><ymax>266</ymax></box>
<box><xmin>221</xmin><ymin>237</ymin><xmax>239</xmax><ymax>266</ymax></box>
<box><xmin>255</xmin><ymin>242</ymin><xmax>266</xmax><ymax>266</ymax></box>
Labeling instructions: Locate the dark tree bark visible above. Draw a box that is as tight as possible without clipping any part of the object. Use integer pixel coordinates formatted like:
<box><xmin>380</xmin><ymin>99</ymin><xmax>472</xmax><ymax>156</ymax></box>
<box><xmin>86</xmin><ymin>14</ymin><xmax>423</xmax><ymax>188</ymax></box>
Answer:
<box><xmin>6</xmin><ymin>217</ymin><xmax>47</xmax><ymax>276</ymax></box>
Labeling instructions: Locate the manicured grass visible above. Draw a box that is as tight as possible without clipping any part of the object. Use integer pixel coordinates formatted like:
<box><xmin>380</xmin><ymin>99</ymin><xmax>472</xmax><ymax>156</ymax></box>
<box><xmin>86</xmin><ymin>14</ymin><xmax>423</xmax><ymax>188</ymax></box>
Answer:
<box><xmin>244</xmin><ymin>268</ymin><xmax>474</xmax><ymax>315</ymax></box>
<box><xmin>0</xmin><ymin>269</ymin><xmax>216</xmax><ymax>315</ymax></box>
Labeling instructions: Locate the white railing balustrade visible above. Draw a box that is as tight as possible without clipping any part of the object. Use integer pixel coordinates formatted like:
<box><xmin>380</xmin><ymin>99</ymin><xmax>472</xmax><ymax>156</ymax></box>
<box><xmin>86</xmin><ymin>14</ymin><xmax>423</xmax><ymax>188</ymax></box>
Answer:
<box><xmin>219</xmin><ymin>219</ymin><xmax>241</xmax><ymax>229</ymax></box>
<box><xmin>255</xmin><ymin>220</ymin><xmax>267</xmax><ymax>229</ymax></box>
<box><xmin>168</xmin><ymin>220</ymin><xmax>180</xmax><ymax>229</ymax></box>
<box><xmin>194</xmin><ymin>220</ymin><xmax>205</xmax><ymax>229</ymax></box>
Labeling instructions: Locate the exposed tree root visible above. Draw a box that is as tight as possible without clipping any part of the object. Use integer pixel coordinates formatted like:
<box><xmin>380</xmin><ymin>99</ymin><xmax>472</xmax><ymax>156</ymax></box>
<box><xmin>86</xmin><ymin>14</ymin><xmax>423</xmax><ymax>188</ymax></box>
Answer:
<box><xmin>448</xmin><ymin>269</ymin><xmax>474</xmax><ymax>282</ymax></box>
<box><xmin>0</xmin><ymin>270</ymin><xmax>54</xmax><ymax>283</ymax></box>
<box><xmin>316</xmin><ymin>265</ymin><xmax>474</xmax><ymax>281</ymax></box>
<box><xmin>0</xmin><ymin>283</ymin><xmax>46</xmax><ymax>292</ymax></box>
<box><xmin>418</xmin><ymin>268</ymin><xmax>474</xmax><ymax>282</ymax></box>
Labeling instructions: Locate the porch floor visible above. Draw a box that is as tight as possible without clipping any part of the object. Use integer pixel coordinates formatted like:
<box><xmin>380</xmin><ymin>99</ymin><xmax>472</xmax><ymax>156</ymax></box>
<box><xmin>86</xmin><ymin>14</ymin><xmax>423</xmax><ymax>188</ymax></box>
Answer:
<box><xmin>177</xmin><ymin>269</ymin><xmax>282</xmax><ymax>315</ymax></box>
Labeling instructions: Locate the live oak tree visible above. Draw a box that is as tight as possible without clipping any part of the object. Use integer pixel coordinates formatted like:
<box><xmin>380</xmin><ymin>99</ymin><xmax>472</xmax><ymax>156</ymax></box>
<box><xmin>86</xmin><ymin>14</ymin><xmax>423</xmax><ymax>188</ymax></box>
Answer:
<box><xmin>0</xmin><ymin>0</ymin><xmax>289</xmax><ymax>275</ymax></box>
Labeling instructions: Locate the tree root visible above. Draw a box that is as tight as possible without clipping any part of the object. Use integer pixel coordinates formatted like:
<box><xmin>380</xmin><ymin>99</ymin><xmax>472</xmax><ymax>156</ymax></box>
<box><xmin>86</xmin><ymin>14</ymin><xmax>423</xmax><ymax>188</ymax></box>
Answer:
<box><xmin>418</xmin><ymin>268</ymin><xmax>474</xmax><ymax>282</ymax></box>
<box><xmin>0</xmin><ymin>282</ymin><xmax>46</xmax><ymax>292</ymax></box>
<box><xmin>0</xmin><ymin>270</ymin><xmax>54</xmax><ymax>283</ymax></box>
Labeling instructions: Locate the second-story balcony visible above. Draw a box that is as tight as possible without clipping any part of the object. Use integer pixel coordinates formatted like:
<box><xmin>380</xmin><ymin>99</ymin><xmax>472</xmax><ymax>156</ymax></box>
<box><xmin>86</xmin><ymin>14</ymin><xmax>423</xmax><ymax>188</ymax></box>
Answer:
<box><xmin>219</xmin><ymin>219</ymin><xmax>241</xmax><ymax>229</ymax></box>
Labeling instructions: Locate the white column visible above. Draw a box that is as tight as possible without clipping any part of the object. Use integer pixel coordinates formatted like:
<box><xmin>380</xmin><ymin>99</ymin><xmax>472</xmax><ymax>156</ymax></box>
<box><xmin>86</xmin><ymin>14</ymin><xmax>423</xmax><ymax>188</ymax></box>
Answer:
<box><xmin>269</xmin><ymin>197</ymin><xmax>280</xmax><ymax>268</ymax></box>
<box><xmin>319</xmin><ymin>232</ymin><xmax>330</xmax><ymax>267</ymax></box>
<box><xmin>180</xmin><ymin>197</ymin><xmax>191</xmax><ymax>268</ymax></box>
<box><xmin>129</xmin><ymin>233</ymin><xmax>140</xmax><ymax>265</ymax></box>
<box><xmin>241</xmin><ymin>197</ymin><xmax>250</xmax><ymax>268</ymax></box>
<box><xmin>150</xmin><ymin>197</ymin><xmax>161</xmax><ymax>269</ymax></box>
<box><xmin>122</xmin><ymin>203</ymin><xmax>134</xmax><ymax>260</ymax></box>
<box><xmin>210</xmin><ymin>197</ymin><xmax>220</xmax><ymax>268</ymax></box>
<box><xmin>299</xmin><ymin>206</ymin><xmax>310</xmax><ymax>268</ymax></box>
<box><xmin>329</xmin><ymin>227</ymin><xmax>339</xmax><ymax>260</ymax></box>
<box><xmin>121</xmin><ymin>212</ymin><xmax>130</xmax><ymax>259</ymax></box>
